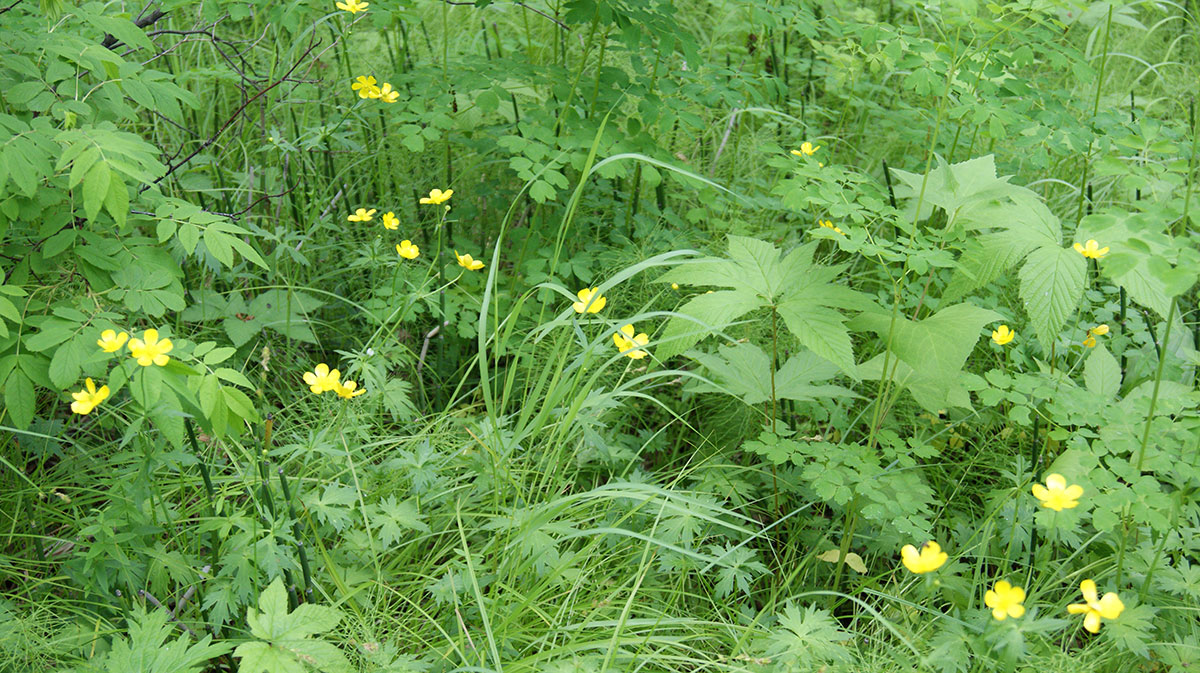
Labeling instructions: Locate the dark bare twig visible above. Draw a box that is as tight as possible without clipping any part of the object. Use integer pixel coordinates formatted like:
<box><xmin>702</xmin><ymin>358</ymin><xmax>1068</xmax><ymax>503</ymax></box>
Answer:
<box><xmin>0</xmin><ymin>0</ymin><xmax>22</xmax><ymax>15</ymax></box>
<box><xmin>100</xmin><ymin>9</ymin><xmax>167</xmax><ymax>49</ymax></box>
<box><xmin>144</xmin><ymin>38</ymin><xmax>321</xmax><ymax>193</ymax></box>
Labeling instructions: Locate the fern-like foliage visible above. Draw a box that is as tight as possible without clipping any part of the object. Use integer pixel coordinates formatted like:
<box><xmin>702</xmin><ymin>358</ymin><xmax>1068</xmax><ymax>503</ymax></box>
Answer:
<box><xmin>65</xmin><ymin>607</ymin><xmax>230</xmax><ymax>673</ymax></box>
<box><xmin>658</xmin><ymin>236</ymin><xmax>872</xmax><ymax>373</ymax></box>
<box><xmin>758</xmin><ymin>602</ymin><xmax>852</xmax><ymax>670</ymax></box>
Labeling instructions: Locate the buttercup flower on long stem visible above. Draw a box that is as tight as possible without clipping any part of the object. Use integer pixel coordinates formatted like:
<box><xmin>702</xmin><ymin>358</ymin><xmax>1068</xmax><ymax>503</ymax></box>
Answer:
<box><xmin>1067</xmin><ymin>580</ymin><xmax>1124</xmax><ymax>633</ymax></box>
<box><xmin>348</xmin><ymin>208</ymin><xmax>376</xmax><ymax>223</ymax></box>
<box><xmin>351</xmin><ymin>75</ymin><xmax>380</xmax><ymax>99</ymax></box>
<box><xmin>128</xmin><ymin>329</ymin><xmax>173</xmax><ymax>367</ymax></box>
<box><xmin>336</xmin><ymin>0</ymin><xmax>368</xmax><ymax>13</ymax></box>
<box><xmin>376</xmin><ymin>83</ymin><xmax>399</xmax><ymax>103</ymax></box>
<box><xmin>303</xmin><ymin>363</ymin><xmax>341</xmax><ymax>394</ymax></box>
<box><xmin>71</xmin><ymin>378</ymin><xmax>110</xmax><ymax>415</ymax></box>
<box><xmin>1073</xmin><ymin>239</ymin><xmax>1109</xmax><ymax>259</ymax></box>
<box><xmin>382</xmin><ymin>212</ymin><xmax>399</xmax><ymax>230</ymax></box>
<box><xmin>335</xmin><ymin>380</ymin><xmax>366</xmax><ymax>398</ymax></box>
<box><xmin>992</xmin><ymin>324</ymin><xmax>1015</xmax><ymax>345</ymax></box>
<box><xmin>1032</xmin><ymin>474</ymin><xmax>1083</xmax><ymax>511</ymax></box>
<box><xmin>396</xmin><ymin>240</ymin><xmax>420</xmax><ymax>259</ymax></box>
<box><xmin>97</xmin><ymin>329</ymin><xmax>129</xmax><ymax>353</ymax></box>
<box><xmin>791</xmin><ymin>141</ymin><xmax>820</xmax><ymax>156</ymax></box>
<box><xmin>613</xmin><ymin>324</ymin><xmax>649</xmax><ymax>360</ymax></box>
<box><xmin>900</xmin><ymin>541</ymin><xmax>948</xmax><ymax>574</ymax></box>
<box><xmin>572</xmin><ymin>288</ymin><xmax>606</xmax><ymax>314</ymax></box>
<box><xmin>455</xmin><ymin>250</ymin><xmax>484</xmax><ymax>271</ymax></box>
<box><xmin>420</xmin><ymin>188</ymin><xmax>453</xmax><ymax>205</ymax></box>
<box><xmin>984</xmin><ymin>580</ymin><xmax>1026</xmax><ymax>620</ymax></box>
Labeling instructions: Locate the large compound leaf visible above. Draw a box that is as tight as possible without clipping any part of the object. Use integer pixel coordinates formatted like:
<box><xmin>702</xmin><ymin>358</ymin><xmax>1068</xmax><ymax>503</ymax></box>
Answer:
<box><xmin>687</xmin><ymin>342</ymin><xmax>855</xmax><ymax>405</ymax></box>
<box><xmin>1018</xmin><ymin>244</ymin><xmax>1086</xmax><ymax>347</ymax></box>
<box><xmin>850</xmin><ymin>303</ymin><xmax>1002</xmax><ymax>411</ymax></box>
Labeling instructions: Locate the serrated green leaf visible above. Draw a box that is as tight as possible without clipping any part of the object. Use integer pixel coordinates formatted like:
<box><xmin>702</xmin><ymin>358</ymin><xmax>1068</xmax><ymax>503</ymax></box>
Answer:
<box><xmin>1084</xmin><ymin>343</ymin><xmax>1121</xmax><ymax>400</ymax></box>
<box><xmin>4</xmin><ymin>369</ymin><xmax>35</xmax><ymax>429</ymax></box>
<box><xmin>204</xmin><ymin>229</ymin><xmax>234</xmax><ymax>267</ymax></box>
<box><xmin>657</xmin><ymin>288</ymin><xmax>763</xmax><ymax>359</ymax></box>
<box><xmin>776</xmin><ymin>302</ymin><xmax>856</xmax><ymax>375</ymax></box>
<box><xmin>851</xmin><ymin>303</ymin><xmax>1001</xmax><ymax>411</ymax></box>
<box><xmin>82</xmin><ymin>161</ymin><xmax>111</xmax><ymax>222</ymax></box>
<box><xmin>1018</xmin><ymin>244</ymin><xmax>1086</xmax><ymax>346</ymax></box>
<box><xmin>48</xmin><ymin>340</ymin><xmax>83</xmax><ymax>389</ymax></box>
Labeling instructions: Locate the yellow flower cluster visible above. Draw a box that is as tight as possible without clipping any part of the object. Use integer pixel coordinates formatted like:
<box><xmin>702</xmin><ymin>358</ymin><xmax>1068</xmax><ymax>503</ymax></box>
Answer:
<box><xmin>1082</xmin><ymin>323</ymin><xmax>1109</xmax><ymax>348</ymax></box>
<box><xmin>350</xmin><ymin>75</ymin><xmax>399</xmax><ymax>103</ymax></box>
<box><xmin>303</xmin><ymin>363</ymin><xmax>365</xmax><ymax>399</ymax></box>
<box><xmin>70</xmin><ymin>328</ymin><xmax>176</xmax><ymax>416</ymax></box>
<box><xmin>817</xmin><ymin>219</ymin><xmax>844</xmax><ymax>235</ymax></box>
<box><xmin>898</xmin><ymin>475</ymin><xmax>1126</xmax><ymax>631</ymax></box>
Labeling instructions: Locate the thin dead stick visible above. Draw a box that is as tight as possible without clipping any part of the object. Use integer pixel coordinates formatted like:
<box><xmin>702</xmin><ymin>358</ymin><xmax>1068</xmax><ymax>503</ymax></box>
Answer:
<box><xmin>710</xmin><ymin>109</ymin><xmax>741</xmax><ymax>175</ymax></box>
<box><xmin>417</xmin><ymin>321</ymin><xmax>450</xmax><ymax>373</ymax></box>
<box><xmin>139</xmin><ymin>590</ymin><xmax>199</xmax><ymax>638</ymax></box>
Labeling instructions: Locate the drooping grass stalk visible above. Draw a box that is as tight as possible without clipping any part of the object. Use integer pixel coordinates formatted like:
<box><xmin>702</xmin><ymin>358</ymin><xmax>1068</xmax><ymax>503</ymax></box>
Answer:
<box><xmin>1073</xmin><ymin>5</ymin><xmax>1114</xmax><ymax>225</ymax></box>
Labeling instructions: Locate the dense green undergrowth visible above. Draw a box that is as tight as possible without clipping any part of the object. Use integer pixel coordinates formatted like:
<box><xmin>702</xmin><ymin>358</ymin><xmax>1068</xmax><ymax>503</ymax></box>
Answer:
<box><xmin>1</xmin><ymin>0</ymin><xmax>1199</xmax><ymax>671</ymax></box>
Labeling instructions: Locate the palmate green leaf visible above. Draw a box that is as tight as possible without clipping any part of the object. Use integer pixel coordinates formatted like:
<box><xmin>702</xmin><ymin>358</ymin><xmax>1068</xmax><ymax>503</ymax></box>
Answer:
<box><xmin>94</xmin><ymin>607</ymin><xmax>230</xmax><ymax>673</ymax></box>
<box><xmin>1082</xmin><ymin>211</ymin><xmax>1199</xmax><ymax>317</ymax></box>
<box><xmin>776</xmin><ymin>302</ymin><xmax>855</xmax><ymax>374</ymax></box>
<box><xmin>656</xmin><ymin>288</ymin><xmax>763</xmax><ymax>359</ymax></box>
<box><xmin>658</xmin><ymin>237</ymin><xmax>867</xmax><ymax>369</ymax></box>
<box><xmin>942</xmin><ymin>189</ymin><xmax>1062</xmax><ymax>301</ymax></box>
<box><xmin>686</xmin><ymin>342</ymin><xmax>855</xmax><ymax>406</ymax></box>
<box><xmin>236</xmin><ymin>578</ymin><xmax>351</xmax><ymax>673</ymax></box>
<box><xmin>851</xmin><ymin>303</ymin><xmax>1001</xmax><ymax>411</ymax></box>
<box><xmin>889</xmin><ymin>155</ymin><xmax>1020</xmax><ymax>227</ymax></box>
<box><xmin>1018</xmin><ymin>244</ymin><xmax>1086</xmax><ymax>347</ymax></box>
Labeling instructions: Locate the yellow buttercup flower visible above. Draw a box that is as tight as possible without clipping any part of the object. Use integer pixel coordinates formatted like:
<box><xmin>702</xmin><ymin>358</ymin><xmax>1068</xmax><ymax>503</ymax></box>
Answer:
<box><xmin>420</xmin><ymin>188</ymin><xmax>453</xmax><ymax>205</ymax></box>
<box><xmin>348</xmin><ymin>208</ymin><xmax>376</xmax><ymax>223</ymax></box>
<box><xmin>992</xmin><ymin>324</ymin><xmax>1015</xmax><ymax>345</ymax></box>
<box><xmin>396</xmin><ymin>240</ymin><xmax>420</xmax><ymax>259</ymax></box>
<box><xmin>336</xmin><ymin>0</ymin><xmax>368</xmax><ymax>13</ymax></box>
<box><xmin>377</xmin><ymin>83</ymin><xmax>400</xmax><ymax>103</ymax></box>
<box><xmin>1068</xmin><ymin>580</ymin><xmax>1124</xmax><ymax>633</ymax></box>
<box><xmin>97</xmin><ymin>329</ymin><xmax>129</xmax><ymax>353</ymax></box>
<box><xmin>1091</xmin><ymin>324</ymin><xmax>1110</xmax><ymax>336</ymax></box>
<box><xmin>1032</xmin><ymin>473</ymin><xmax>1083</xmax><ymax>511</ymax></box>
<box><xmin>1073</xmin><ymin>239</ymin><xmax>1109</xmax><ymax>259</ymax></box>
<box><xmin>303</xmin><ymin>363</ymin><xmax>341</xmax><ymax>394</ymax></box>
<box><xmin>818</xmin><ymin>219</ymin><xmax>844</xmax><ymax>234</ymax></box>
<box><xmin>455</xmin><ymin>250</ymin><xmax>484</xmax><ymax>271</ymax></box>
<box><xmin>572</xmin><ymin>288</ymin><xmax>607</xmax><ymax>314</ymax></box>
<box><xmin>791</xmin><ymin>141</ymin><xmax>820</xmax><ymax>156</ymax></box>
<box><xmin>382</xmin><ymin>212</ymin><xmax>399</xmax><ymax>230</ymax></box>
<box><xmin>985</xmin><ymin>580</ymin><xmax>1027</xmax><ymax>620</ymax></box>
<box><xmin>70</xmin><ymin>378</ymin><xmax>110</xmax><ymax>415</ymax></box>
<box><xmin>900</xmin><ymin>541</ymin><xmax>948</xmax><ymax>574</ymax></box>
<box><xmin>351</xmin><ymin>75</ymin><xmax>380</xmax><ymax>99</ymax></box>
<box><xmin>128</xmin><ymin>329</ymin><xmax>173</xmax><ymax>367</ymax></box>
<box><xmin>335</xmin><ymin>379</ymin><xmax>366</xmax><ymax>398</ymax></box>
<box><xmin>612</xmin><ymin>324</ymin><xmax>649</xmax><ymax>360</ymax></box>
<box><xmin>671</xmin><ymin>283</ymin><xmax>680</xmax><ymax>290</ymax></box>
